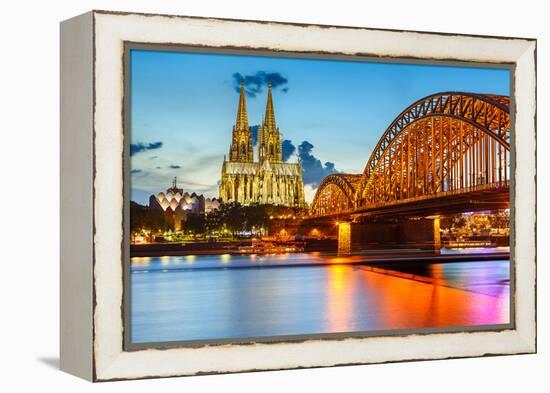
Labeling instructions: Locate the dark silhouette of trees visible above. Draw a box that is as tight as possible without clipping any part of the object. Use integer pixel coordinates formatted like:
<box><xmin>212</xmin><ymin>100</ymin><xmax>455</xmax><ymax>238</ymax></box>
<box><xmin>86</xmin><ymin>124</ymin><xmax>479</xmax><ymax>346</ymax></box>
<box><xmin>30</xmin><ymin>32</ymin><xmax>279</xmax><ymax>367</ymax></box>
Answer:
<box><xmin>130</xmin><ymin>201</ymin><xmax>172</xmax><ymax>233</ymax></box>
<box><xmin>131</xmin><ymin>199</ymin><xmax>305</xmax><ymax>239</ymax></box>
<box><xmin>184</xmin><ymin>213</ymin><xmax>206</xmax><ymax>238</ymax></box>
<box><xmin>205</xmin><ymin>208</ymin><xmax>223</xmax><ymax>233</ymax></box>
<box><xmin>243</xmin><ymin>203</ymin><xmax>269</xmax><ymax>231</ymax></box>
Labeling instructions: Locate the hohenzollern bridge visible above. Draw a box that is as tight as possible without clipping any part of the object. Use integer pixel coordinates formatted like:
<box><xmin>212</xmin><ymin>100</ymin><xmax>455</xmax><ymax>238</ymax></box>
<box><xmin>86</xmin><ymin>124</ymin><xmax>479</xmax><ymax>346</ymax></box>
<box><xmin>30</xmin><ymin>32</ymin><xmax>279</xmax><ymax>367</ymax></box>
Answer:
<box><xmin>304</xmin><ymin>92</ymin><xmax>511</xmax><ymax>253</ymax></box>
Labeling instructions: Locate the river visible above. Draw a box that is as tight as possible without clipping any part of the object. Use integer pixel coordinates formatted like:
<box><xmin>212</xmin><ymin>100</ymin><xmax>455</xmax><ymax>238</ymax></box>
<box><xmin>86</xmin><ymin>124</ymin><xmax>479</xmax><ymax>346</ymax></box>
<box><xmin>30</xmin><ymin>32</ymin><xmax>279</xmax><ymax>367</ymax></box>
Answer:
<box><xmin>130</xmin><ymin>249</ymin><xmax>510</xmax><ymax>344</ymax></box>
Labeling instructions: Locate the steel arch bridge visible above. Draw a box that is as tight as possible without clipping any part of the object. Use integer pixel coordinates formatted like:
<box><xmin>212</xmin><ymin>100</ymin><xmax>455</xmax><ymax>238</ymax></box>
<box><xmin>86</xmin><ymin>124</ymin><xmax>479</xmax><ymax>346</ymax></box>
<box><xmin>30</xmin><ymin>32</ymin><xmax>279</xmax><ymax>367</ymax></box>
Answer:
<box><xmin>310</xmin><ymin>92</ymin><xmax>511</xmax><ymax>217</ymax></box>
<box><xmin>309</xmin><ymin>174</ymin><xmax>362</xmax><ymax>216</ymax></box>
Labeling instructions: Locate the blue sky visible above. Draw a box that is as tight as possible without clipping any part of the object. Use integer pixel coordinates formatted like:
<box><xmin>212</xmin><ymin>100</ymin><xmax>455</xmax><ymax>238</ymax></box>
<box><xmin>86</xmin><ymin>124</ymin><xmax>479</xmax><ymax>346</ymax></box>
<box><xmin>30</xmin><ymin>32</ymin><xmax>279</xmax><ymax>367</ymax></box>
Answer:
<box><xmin>130</xmin><ymin>49</ymin><xmax>510</xmax><ymax>205</ymax></box>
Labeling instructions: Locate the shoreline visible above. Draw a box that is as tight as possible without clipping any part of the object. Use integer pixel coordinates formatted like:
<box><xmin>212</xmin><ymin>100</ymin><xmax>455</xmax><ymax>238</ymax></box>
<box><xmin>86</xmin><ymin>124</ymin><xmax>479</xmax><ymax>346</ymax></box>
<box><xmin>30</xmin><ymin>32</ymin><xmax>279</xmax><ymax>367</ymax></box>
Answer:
<box><xmin>130</xmin><ymin>241</ymin><xmax>508</xmax><ymax>258</ymax></box>
<box><xmin>130</xmin><ymin>251</ymin><xmax>510</xmax><ymax>270</ymax></box>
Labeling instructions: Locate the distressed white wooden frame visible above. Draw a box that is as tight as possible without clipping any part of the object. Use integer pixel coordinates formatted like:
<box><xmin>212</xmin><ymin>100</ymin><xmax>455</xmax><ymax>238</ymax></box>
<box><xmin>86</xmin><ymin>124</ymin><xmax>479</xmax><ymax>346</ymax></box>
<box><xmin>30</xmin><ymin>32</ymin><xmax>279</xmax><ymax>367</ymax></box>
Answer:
<box><xmin>60</xmin><ymin>10</ymin><xmax>536</xmax><ymax>381</ymax></box>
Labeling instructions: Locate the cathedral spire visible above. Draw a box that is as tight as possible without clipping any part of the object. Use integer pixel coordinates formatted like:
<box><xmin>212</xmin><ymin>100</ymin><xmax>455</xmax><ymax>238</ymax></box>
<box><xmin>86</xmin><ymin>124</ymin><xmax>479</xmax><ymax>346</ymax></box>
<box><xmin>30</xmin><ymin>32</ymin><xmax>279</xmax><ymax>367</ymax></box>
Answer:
<box><xmin>235</xmin><ymin>80</ymin><xmax>248</xmax><ymax>130</ymax></box>
<box><xmin>258</xmin><ymin>81</ymin><xmax>282</xmax><ymax>163</ymax></box>
<box><xmin>220</xmin><ymin>79</ymin><xmax>305</xmax><ymax>207</ymax></box>
<box><xmin>263</xmin><ymin>81</ymin><xmax>276</xmax><ymax>130</ymax></box>
<box><xmin>229</xmin><ymin>80</ymin><xmax>253</xmax><ymax>162</ymax></box>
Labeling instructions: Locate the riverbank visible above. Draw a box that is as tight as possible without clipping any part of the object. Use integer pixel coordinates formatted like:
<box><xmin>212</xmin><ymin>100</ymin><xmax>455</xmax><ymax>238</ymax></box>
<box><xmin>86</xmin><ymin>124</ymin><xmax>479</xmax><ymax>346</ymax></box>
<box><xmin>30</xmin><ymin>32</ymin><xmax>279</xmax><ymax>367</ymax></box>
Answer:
<box><xmin>131</xmin><ymin>240</ymin><xmax>250</xmax><ymax>256</ymax></box>
<box><xmin>131</xmin><ymin>250</ymin><xmax>510</xmax><ymax>271</ymax></box>
<box><xmin>130</xmin><ymin>239</ymin><xmax>510</xmax><ymax>258</ymax></box>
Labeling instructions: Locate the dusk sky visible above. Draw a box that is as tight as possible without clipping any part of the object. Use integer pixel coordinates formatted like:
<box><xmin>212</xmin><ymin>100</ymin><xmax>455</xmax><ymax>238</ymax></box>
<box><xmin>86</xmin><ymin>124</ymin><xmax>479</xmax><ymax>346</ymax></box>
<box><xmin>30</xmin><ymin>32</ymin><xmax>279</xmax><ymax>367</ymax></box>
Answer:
<box><xmin>130</xmin><ymin>49</ymin><xmax>510</xmax><ymax>205</ymax></box>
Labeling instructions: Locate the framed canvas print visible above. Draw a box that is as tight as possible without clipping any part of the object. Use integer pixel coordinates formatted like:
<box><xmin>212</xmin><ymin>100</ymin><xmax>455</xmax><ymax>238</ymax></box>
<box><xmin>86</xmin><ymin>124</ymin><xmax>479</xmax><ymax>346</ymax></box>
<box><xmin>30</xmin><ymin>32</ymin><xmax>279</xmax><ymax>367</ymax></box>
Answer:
<box><xmin>60</xmin><ymin>10</ymin><xmax>537</xmax><ymax>381</ymax></box>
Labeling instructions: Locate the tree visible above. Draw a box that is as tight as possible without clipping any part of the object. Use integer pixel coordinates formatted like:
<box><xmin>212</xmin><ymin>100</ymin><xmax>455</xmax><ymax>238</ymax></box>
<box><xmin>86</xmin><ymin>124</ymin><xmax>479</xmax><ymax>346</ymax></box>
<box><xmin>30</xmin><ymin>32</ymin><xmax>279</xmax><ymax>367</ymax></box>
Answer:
<box><xmin>205</xmin><ymin>208</ymin><xmax>223</xmax><ymax>234</ymax></box>
<box><xmin>184</xmin><ymin>213</ymin><xmax>206</xmax><ymax>239</ymax></box>
<box><xmin>451</xmin><ymin>214</ymin><xmax>467</xmax><ymax>232</ymax></box>
<box><xmin>243</xmin><ymin>203</ymin><xmax>268</xmax><ymax>232</ymax></box>
<box><xmin>222</xmin><ymin>202</ymin><xmax>246</xmax><ymax>236</ymax></box>
<box><xmin>130</xmin><ymin>201</ymin><xmax>172</xmax><ymax>233</ymax></box>
<box><xmin>489</xmin><ymin>209</ymin><xmax>510</xmax><ymax>229</ymax></box>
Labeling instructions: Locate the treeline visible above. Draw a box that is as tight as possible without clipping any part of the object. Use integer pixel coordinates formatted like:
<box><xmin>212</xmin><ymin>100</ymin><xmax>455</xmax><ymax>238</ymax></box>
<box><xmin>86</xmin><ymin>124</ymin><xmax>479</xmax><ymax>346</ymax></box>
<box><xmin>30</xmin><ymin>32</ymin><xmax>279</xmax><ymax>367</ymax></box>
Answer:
<box><xmin>131</xmin><ymin>200</ymin><xmax>305</xmax><ymax>237</ymax></box>
<box><xmin>185</xmin><ymin>202</ymin><xmax>284</xmax><ymax>237</ymax></box>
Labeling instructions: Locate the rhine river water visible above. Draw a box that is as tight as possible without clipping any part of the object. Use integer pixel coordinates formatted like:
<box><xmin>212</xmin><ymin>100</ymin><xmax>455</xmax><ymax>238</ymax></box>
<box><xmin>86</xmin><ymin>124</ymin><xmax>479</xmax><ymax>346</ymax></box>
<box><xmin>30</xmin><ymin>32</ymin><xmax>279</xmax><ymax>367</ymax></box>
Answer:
<box><xmin>130</xmin><ymin>249</ymin><xmax>510</xmax><ymax>344</ymax></box>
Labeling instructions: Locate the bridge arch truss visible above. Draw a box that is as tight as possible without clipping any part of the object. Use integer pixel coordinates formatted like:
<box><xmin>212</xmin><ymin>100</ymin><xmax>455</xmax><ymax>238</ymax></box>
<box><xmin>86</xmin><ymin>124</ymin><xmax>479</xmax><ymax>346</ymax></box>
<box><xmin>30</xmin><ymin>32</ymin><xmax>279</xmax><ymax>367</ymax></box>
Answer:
<box><xmin>310</xmin><ymin>174</ymin><xmax>362</xmax><ymax>216</ymax></box>
<box><xmin>310</xmin><ymin>92</ymin><xmax>511</xmax><ymax>216</ymax></box>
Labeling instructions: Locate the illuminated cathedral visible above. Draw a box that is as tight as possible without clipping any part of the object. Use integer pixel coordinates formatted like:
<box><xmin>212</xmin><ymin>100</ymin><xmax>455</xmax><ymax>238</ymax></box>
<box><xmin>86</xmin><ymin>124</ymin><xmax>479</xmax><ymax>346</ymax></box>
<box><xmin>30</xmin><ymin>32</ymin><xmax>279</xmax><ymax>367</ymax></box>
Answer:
<box><xmin>219</xmin><ymin>82</ymin><xmax>306</xmax><ymax>208</ymax></box>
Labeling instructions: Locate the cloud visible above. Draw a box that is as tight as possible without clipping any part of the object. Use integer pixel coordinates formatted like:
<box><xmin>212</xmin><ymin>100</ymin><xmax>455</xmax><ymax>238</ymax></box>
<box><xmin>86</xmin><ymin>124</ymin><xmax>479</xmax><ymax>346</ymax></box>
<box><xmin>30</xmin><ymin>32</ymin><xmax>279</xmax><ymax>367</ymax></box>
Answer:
<box><xmin>168</xmin><ymin>164</ymin><xmax>181</xmax><ymax>169</ymax></box>
<box><xmin>297</xmin><ymin>141</ymin><xmax>339</xmax><ymax>188</ymax></box>
<box><xmin>232</xmin><ymin>71</ymin><xmax>289</xmax><ymax>97</ymax></box>
<box><xmin>282</xmin><ymin>140</ymin><xmax>295</xmax><ymax>162</ymax></box>
<box><xmin>130</xmin><ymin>141</ymin><xmax>163</xmax><ymax>156</ymax></box>
<box><xmin>303</xmin><ymin>184</ymin><xmax>317</xmax><ymax>204</ymax></box>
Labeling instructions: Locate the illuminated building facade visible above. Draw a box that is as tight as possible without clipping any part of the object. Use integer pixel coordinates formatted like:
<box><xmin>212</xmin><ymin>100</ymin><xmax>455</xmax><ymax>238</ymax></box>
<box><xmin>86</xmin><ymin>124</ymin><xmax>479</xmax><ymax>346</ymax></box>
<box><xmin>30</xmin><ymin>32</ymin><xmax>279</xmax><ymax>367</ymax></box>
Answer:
<box><xmin>149</xmin><ymin>178</ymin><xmax>222</xmax><ymax>231</ymax></box>
<box><xmin>150</xmin><ymin>178</ymin><xmax>221</xmax><ymax>214</ymax></box>
<box><xmin>219</xmin><ymin>82</ymin><xmax>306</xmax><ymax>207</ymax></box>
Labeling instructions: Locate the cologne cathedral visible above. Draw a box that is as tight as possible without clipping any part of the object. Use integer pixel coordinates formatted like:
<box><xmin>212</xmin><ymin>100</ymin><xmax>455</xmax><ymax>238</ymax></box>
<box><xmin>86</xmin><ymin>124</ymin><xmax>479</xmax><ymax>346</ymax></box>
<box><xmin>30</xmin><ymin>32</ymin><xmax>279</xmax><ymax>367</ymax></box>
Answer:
<box><xmin>219</xmin><ymin>82</ymin><xmax>306</xmax><ymax>208</ymax></box>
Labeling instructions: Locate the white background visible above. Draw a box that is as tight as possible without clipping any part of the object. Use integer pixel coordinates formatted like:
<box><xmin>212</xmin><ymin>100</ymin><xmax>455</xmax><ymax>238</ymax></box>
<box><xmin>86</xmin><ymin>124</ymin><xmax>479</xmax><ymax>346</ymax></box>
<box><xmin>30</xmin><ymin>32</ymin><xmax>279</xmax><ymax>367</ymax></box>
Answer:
<box><xmin>0</xmin><ymin>0</ymin><xmax>546</xmax><ymax>391</ymax></box>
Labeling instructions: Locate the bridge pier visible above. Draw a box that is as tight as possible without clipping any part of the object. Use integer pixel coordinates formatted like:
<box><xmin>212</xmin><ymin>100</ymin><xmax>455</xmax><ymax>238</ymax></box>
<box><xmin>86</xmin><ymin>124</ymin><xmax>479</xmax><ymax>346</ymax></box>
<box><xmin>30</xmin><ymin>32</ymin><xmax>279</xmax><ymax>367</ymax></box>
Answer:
<box><xmin>337</xmin><ymin>222</ymin><xmax>351</xmax><ymax>255</ymax></box>
<box><xmin>433</xmin><ymin>216</ymin><xmax>441</xmax><ymax>251</ymax></box>
<box><xmin>334</xmin><ymin>218</ymin><xmax>442</xmax><ymax>253</ymax></box>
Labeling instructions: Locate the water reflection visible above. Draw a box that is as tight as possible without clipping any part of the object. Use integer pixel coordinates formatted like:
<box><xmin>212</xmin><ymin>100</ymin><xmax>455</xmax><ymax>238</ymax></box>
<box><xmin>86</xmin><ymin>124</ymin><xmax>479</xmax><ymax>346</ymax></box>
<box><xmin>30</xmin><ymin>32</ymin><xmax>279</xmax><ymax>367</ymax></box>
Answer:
<box><xmin>130</xmin><ymin>253</ymin><xmax>509</xmax><ymax>344</ymax></box>
<box><xmin>326</xmin><ymin>265</ymin><xmax>354</xmax><ymax>332</ymax></box>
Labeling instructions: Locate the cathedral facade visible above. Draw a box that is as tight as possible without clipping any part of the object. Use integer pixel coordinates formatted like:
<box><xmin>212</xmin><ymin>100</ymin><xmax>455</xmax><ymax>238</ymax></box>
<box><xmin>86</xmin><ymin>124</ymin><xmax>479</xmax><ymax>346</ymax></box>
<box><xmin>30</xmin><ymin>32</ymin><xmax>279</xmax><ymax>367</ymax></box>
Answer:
<box><xmin>219</xmin><ymin>82</ymin><xmax>306</xmax><ymax>208</ymax></box>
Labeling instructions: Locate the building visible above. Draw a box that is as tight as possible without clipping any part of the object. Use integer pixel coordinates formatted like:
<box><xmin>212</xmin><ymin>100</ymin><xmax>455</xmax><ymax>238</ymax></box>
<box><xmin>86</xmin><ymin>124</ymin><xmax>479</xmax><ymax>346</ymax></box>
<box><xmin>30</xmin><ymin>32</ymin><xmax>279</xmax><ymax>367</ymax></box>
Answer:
<box><xmin>150</xmin><ymin>178</ymin><xmax>222</xmax><ymax>230</ymax></box>
<box><xmin>219</xmin><ymin>82</ymin><xmax>306</xmax><ymax>207</ymax></box>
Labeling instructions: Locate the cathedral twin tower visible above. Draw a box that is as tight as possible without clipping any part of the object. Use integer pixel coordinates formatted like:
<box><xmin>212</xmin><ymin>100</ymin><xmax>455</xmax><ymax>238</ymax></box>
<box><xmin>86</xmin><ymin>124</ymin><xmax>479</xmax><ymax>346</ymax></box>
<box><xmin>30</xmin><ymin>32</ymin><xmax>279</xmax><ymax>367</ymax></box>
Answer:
<box><xmin>219</xmin><ymin>82</ymin><xmax>306</xmax><ymax>208</ymax></box>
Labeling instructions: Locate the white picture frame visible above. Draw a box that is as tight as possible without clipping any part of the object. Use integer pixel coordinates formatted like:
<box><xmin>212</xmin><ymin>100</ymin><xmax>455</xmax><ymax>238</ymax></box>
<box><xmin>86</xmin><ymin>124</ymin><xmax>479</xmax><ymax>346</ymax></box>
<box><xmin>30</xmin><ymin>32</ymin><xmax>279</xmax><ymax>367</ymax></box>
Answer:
<box><xmin>60</xmin><ymin>10</ymin><xmax>536</xmax><ymax>381</ymax></box>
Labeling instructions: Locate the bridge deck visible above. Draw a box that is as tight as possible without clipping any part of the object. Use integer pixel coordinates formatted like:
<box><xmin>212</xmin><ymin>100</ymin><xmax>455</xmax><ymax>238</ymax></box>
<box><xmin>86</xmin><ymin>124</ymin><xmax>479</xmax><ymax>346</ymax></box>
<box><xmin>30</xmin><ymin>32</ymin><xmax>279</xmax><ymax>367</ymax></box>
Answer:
<box><xmin>307</xmin><ymin>183</ymin><xmax>509</xmax><ymax>221</ymax></box>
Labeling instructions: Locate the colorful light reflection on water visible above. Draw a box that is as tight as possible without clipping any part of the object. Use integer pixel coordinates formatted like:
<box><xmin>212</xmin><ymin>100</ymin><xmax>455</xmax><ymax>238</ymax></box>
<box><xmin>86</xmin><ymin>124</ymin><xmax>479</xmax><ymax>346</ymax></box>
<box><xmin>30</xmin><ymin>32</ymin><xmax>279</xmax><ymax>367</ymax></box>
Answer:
<box><xmin>130</xmin><ymin>252</ymin><xmax>510</xmax><ymax>344</ymax></box>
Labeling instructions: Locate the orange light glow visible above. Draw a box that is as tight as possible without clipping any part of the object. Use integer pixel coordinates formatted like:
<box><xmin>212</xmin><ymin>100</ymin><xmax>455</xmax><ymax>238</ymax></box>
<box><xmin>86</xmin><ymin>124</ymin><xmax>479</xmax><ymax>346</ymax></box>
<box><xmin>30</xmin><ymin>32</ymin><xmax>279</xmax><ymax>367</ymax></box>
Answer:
<box><xmin>323</xmin><ymin>264</ymin><xmax>508</xmax><ymax>334</ymax></box>
<box><xmin>325</xmin><ymin>265</ymin><xmax>354</xmax><ymax>332</ymax></box>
